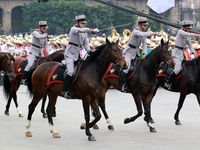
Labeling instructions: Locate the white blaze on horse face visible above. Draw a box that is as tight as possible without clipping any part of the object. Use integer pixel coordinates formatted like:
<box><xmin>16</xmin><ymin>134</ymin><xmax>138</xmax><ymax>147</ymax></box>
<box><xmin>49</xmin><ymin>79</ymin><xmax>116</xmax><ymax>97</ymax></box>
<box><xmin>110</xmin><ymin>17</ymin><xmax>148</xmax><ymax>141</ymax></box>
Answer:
<box><xmin>26</xmin><ymin>120</ymin><xmax>31</xmax><ymax>132</ymax></box>
<box><xmin>49</xmin><ymin>123</ymin><xmax>58</xmax><ymax>134</ymax></box>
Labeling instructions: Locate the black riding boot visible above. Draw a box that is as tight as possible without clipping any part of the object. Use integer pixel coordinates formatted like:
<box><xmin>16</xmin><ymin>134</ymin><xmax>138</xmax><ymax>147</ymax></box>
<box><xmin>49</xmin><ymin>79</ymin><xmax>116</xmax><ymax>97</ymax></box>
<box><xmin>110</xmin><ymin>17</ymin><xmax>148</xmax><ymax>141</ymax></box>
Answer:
<box><xmin>164</xmin><ymin>71</ymin><xmax>176</xmax><ymax>90</ymax></box>
<box><xmin>61</xmin><ymin>75</ymin><xmax>72</xmax><ymax>99</ymax></box>
<box><xmin>121</xmin><ymin>72</ymin><xmax>127</xmax><ymax>92</ymax></box>
<box><xmin>21</xmin><ymin>71</ymin><xmax>29</xmax><ymax>85</ymax></box>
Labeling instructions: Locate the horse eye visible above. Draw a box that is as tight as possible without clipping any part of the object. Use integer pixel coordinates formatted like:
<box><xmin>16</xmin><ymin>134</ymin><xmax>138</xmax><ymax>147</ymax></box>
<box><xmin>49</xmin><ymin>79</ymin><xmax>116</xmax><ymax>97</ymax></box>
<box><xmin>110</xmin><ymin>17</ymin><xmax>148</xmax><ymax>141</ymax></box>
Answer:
<box><xmin>113</xmin><ymin>49</ymin><xmax>117</xmax><ymax>52</ymax></box>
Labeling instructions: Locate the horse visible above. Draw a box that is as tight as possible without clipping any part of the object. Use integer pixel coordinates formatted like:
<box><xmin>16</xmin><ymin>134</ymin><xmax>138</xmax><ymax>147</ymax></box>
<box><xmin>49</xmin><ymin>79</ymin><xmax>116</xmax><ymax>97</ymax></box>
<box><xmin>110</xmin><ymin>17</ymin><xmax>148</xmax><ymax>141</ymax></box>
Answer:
<box><xmin>151</xmin><ymin>56</ymin><xmax>200</xmax><ymax>125</ymax></box>
<box><xmin>3</xmin><ymin>50</ymin><xmax>65</xmax><ymax>117</ymax></box>
<box><xmin>25</xmin><ymin>39</ymin><xmax>127</xmax><ymax>141</ymax></box>
<box><xmin>0</xmin><ymin>52</ymin><xmax>16</xmax><ymax>81</ymax></box>
<box><xmin>88</xmin><ymin>39</ymin><xmax>174</xmax><ymax>132</ymax></box>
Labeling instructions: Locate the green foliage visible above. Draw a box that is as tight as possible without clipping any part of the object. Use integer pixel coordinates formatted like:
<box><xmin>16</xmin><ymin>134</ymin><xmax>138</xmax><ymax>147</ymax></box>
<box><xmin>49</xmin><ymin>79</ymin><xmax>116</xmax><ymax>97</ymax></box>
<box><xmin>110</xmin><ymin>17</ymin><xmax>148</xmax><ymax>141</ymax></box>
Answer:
<box><xmin>196</xmin><ymin>8</ymin><xmax>200</xmax><ymax>23</ymax></box>
<box><xmin>147</xmin><ymin>19</ymin><xmax>161</xmax><ymax>31</ymax></box>
<box><xmin>22</xmin><ymin>1</ymin><xmax>136</xmax><ymax>32</ymax></box>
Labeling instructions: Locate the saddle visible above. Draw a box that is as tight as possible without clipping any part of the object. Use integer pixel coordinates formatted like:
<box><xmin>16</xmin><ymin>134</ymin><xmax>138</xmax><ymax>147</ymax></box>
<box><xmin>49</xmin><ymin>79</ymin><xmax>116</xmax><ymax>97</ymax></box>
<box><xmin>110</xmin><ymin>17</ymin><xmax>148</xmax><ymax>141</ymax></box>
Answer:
<box><xmin>47</xmin><ymin>60</ymin><xmax>82</xmax><ymax>85</ymax></box>
<box><xmin>157</xmin><ymin>62</ymin><xmax>185</xmax><ymax>80</ymax></box>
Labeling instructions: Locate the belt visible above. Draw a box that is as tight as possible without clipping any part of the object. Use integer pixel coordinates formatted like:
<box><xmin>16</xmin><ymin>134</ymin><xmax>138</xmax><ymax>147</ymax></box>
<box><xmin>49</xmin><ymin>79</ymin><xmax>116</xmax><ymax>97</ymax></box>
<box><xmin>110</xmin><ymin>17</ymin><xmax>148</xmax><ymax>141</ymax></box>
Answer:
<box><xmin>32</xmin><ymin>44</ymin><xmax>43</xmax><ymax>49</ymax></box>
<box><xmin>69</xmin><ymin>42</ymin><xmax>82</xmax><ymax>48</ymax></box>
<box><xmin>175</xmin><ymin>45</ymin><xmax>184</xmax><ymax>50</ymax></box>
<box><xmin>129</xmin><ymin>44</ymin><xmax>138</xmax><ymax>49</ymax></box>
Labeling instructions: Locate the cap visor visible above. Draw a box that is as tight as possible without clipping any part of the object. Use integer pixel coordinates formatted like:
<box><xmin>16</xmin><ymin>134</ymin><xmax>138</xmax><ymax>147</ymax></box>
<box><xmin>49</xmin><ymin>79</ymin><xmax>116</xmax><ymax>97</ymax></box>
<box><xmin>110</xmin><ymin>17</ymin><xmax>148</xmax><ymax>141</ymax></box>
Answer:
<box><xmin>79</xmin><ymin>21</ymin><xmax>87</xmax><ymax>23</ymax></box>
<box><xmin>142</xmin><ymin>22</ymin><xmax>149</xmax><ymax>25</ymax></box>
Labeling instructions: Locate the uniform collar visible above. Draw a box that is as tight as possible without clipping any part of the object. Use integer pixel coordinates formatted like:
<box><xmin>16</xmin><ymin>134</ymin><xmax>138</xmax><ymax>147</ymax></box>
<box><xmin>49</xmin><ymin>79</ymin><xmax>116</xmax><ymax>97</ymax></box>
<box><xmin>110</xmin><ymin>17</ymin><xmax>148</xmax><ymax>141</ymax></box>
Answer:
<box><xmin>135</xmin><ymin>27</ymin><xmax>143</xmax><ymax>32</ymax></box>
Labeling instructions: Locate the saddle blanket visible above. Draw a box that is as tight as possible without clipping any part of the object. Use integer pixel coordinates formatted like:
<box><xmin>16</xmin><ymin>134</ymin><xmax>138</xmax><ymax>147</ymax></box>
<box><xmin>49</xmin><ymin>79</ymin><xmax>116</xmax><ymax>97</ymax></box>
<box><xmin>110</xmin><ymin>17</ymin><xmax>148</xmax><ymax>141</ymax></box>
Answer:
<box><xmin>157</xmin><ymin>62</ymin><xmax>184</xmax><ymax>80</ymax></box>
<box><xmin>104</xmin><ymin>63</ymin><xmax>134</xmax><ymax>79</ymax></box>
<box><xmin>16</xmin><ymin>59</ymin><xmax>28</xmax><ymax>76</ymax></box>
<box><xmin>47</xmin><ymin>64</ymin><xmax>65</xmax><ymax>85</ymax></box>
<box><xmin>16</xmin><ymin>58</ymin><xmax>42</xmax><ymax>76</ymax></box>
<box><xmin>47</xmin><ymin>62</ymin><xmax>82</xmax><ymax>85</ymax></box>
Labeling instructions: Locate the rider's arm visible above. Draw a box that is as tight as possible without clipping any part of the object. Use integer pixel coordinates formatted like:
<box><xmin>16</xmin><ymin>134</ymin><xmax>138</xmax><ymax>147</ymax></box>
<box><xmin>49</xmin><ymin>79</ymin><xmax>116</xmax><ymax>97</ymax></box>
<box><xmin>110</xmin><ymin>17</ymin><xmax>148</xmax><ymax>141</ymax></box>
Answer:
<box><xmin>44</xmin><ymin>39</ymin><xmax>50</xmax><ymax>56</ymax></box>
<box><xmin>82</xmin><ymin>34</ymin><xmax>91</xmax><ymax>52</ymax></box>
<box><xmin>33</xmin><ymin>31</ymin><xmax>47</xmax><ymax>39</ymax></box>
<box><xmin>72</xmin><ymin>26</ymin><xmax>90</xmax><ymax>34</ymax></box>
<box><xmin>187</xmin><ymin>37</ymin><xmax>195</xmax><ymax>54</ymax></box>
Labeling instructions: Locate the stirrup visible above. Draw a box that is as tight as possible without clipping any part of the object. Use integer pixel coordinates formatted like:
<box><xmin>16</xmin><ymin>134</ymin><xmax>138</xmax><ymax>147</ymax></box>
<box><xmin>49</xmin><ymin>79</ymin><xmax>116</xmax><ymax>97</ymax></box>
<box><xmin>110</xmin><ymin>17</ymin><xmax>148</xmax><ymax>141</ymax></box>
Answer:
<box><xmin>164</xmin><ymin>82</ymin><xmax>171</xmax><ymax>90</ymax></box>
<box><xmin>21</xmin><ymin>79</ymin><xmax>27</xmax><ymax>85</ymax></box>
<box><xmin>121</xmin><ymin>84</ymin><xmax>127</xmax><ymax>92</ymax></box>
<box><xmin>61</xmin><ymin>91</ymin><xmax>71</xmax><ymax>99</ymax></box>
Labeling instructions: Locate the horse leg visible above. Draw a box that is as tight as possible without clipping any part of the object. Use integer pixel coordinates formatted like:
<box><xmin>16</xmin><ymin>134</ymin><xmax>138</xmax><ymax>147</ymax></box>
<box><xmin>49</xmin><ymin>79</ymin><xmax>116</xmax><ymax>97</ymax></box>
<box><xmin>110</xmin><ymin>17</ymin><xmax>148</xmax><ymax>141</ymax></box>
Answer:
<box><xmin>25</xmin><ymin>96</ymin><xmax>42</xmax><ymax>137</ymax></box>
<box><xmin>12</xmin><ymin>91</ymin><xmax>23</xmax><ymax>117</ymax></box>
<box><xmin>124</xmin><ymin>94</ymin><xmax>143</xmax><ymax>124</ymax></box>
<box><xmin>5</xmin><ymin>93</ymin><xmax>12</xmax><ymax>116</ymax></box>
<box><xmin>143</xmin><ymin>94</ymin><xmax>156</xmax><ymax>133</ymax></box>
<box><xmin>82</xmin><ymin>98</ymin><xmax>96</xmax><ymax>141</ymax></box>
<box><xmin>41</xmin><ymin>95</ymin><xmax>48</xmax><ymax>118</ymax></box>
<box><xmin>46</xmin><ymin>93</ymin><xmax>60</xmax><ymax>138</ymax></box>
<box><xmin>174</xmin><ymin>91</ymin><xmax>187</xmax><ymax>125</ymax></box>
<box><xmin>89</xmin><ymin>99</ymin><xmax>101</xmax><ymax>129</ymax></box>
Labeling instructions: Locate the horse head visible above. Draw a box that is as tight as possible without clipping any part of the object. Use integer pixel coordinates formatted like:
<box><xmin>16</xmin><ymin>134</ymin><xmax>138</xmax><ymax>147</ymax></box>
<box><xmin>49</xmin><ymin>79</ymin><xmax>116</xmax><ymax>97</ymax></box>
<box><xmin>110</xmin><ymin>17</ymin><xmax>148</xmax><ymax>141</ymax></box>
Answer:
<box><xmin>105</xmin><ymin>38</ymin><xmax>127</xmax><ymax>69</ymax></box>
<box><xmin>159</xmin><ymin>38</ymin><xmax>175</xmax><ymax>68</ymax></box>
<box><xmin>3</xmin><ymin>53</ymin><xmax>16</xmax><ymax>80</ymax></box>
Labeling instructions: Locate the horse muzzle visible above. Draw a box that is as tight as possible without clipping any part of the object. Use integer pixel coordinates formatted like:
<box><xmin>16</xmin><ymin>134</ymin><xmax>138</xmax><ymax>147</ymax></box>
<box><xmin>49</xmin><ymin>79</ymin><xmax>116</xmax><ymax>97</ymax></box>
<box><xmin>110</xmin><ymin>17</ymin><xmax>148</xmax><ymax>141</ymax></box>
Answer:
<box><xmin>9</xmin><ymin>74</ymin><xmax>16</xmax><ymax>80</ymax></box>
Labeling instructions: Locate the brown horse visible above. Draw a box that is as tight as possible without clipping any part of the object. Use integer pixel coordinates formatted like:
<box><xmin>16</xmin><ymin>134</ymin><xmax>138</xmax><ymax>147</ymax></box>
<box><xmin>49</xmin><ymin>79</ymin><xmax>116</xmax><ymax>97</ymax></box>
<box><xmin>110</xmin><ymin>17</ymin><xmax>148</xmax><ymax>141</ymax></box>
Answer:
<box><xmin>0</xmin><ymin>52</ymin><xmax>15</xmax><ymax>81</ymax></box>
<box><xmin>25</xmin><ymin>39</ymin><xmax>127</xmax><ymax>141</ymax></box>
<box><xmin>3</xmin><ymin>50</ymin><xmax>64</xmax><ymax>117</ymax></box>
<box><xmin>90</xmin><ymin>39</ymin><xmax>174</xmax><ymax>132</ymax></box>
<box><xmin>151</xmin><ymin>56</ymin><xmax>200</xmax><ymax>125</ymax></box>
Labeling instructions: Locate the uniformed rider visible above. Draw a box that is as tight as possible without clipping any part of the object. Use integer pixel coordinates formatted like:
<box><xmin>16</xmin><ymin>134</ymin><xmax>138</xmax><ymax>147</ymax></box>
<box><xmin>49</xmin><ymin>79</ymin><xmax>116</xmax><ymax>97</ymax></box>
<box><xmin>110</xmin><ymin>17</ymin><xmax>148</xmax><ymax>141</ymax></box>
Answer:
<box><xmin>121</xmin><ymin>17</ymin><xmax>160</xmax><ymax>92</ymax></box>
<box><xmin>164</xmin><ymin>21</ymin><xmax>200</xmax><ymax>90</ymax></box>
<box><xmin>61</xmin><ymin>15</ymin><xmax>98</xmax><ymax>98</ymax></box>
<box><xmin>21</xmin><ymin>21</ymin><xmax>51</xmax><ymax>85</ymax></box>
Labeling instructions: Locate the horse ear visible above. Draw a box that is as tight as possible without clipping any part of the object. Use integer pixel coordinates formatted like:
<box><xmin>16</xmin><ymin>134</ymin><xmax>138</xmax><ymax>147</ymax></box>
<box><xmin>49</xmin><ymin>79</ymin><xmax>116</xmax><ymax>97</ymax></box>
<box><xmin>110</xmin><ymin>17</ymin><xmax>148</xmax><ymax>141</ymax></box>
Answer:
<box><xmin>116</xmin><ymin>39</ymin><xmax>119</xmax><ymax>44</ymax></box>
<box><xmin>161</xmin><ymin>38</ymin><xmax>164</xmax><ymax>45</ymax></box>
<box><xmin>106</xmin><ymin>38</ymin><xmax>111</xmax><ymax>47</ymax></box>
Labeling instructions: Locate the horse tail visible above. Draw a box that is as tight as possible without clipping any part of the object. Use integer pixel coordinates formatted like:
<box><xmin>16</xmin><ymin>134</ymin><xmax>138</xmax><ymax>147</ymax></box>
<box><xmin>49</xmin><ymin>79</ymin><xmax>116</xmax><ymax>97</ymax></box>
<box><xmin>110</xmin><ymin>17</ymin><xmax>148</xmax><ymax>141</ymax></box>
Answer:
<box><xmin>27</xmin><ymin>67</ymin><xmax>37</xmax><ymax>97</ymax></box>
<box><xmin>3</xmin><ymin>75</ymin><xmax>11</xmax><ymax>98</ymax></box>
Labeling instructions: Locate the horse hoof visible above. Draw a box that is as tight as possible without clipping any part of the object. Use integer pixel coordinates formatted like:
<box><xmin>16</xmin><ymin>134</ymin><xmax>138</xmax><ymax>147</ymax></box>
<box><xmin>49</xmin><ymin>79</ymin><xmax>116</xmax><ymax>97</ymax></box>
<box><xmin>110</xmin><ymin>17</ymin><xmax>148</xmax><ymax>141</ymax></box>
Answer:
<box><xmin>25</xmin><ymin>131</ymin><xmax>32</xmax><ymax>137</ymax></box>
<box><xmin>88</xmin><ymin>135</ymin><xmax>96</xmax><ymax>141</ymax></box>
<box><xmin>124</xmin><ymin>118</ymin><xmax>130</xmax><ymax>124</ymax></box>
<box><xmin>53</xmin><ymin>133</ymin><xmax>61</xmax><ymax>138</ymax></box>
<box><xmin>150</xmin><ymin>127</ymin><xmax>156</xmax><ymax>132</ymax></box>
<box><xmin>19</xmin><ymin>114</ymin><xmax>23</xmax><ymax>117</ymax></box>
<box><xmin>175</xmin><ymin>120</ymin><xmax>182</xmax><ymax>125</ymax></box>
<box><xmin>4</xmin><ymin>110</ymin><xmax>9</xmax><ymax>116</ymax></box>
<box><xmin>108</xmin><ymin>125</ymin><xmax>114</xmax><ymax>130</ymax></box>
<box><xmin>80</xmin><ymin>123</ymin><xmax>86</xmax><ymax>129</ymax></box>
<box><xmin>42</xmin><ymin>113</ymin><xmax>48</xmax><ymax>118</ymax></box>
<box><xmin>52</xmin><ymin>113</ymin><xmax>56</xmax><ymax>117</ymax></box>
<box><xmin>93</xmin><ymin>124</ymin><xmax>99</xmax><ymax>129</ymax></box>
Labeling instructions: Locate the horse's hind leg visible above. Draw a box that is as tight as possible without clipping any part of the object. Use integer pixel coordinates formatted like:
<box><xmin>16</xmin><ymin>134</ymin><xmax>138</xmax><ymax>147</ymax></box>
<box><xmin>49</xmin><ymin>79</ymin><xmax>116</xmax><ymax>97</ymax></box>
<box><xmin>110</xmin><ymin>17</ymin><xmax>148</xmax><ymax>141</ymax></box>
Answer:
<box><xmin>89</xmin><ymin>99</ymin><xmax>101</xmax><ymax>128</ymax></box>
<box><xmin>174</xmin><ymin>91</ymin><xmax>187</xmax><ymax>125</ymax></box>
<box><xmin>46</xmin><ymin>92</ymin><xmax>60</xmax><ymax>138</ymax></box>
<box><xmin>124</xmin><ymin>94</ymin><xmax>143</xmax><ymax>124</ymax></box>
<box><xmin>25</xmin><ymin>96</ymin><xmax>42</xmax><ymax>137</ymax></box>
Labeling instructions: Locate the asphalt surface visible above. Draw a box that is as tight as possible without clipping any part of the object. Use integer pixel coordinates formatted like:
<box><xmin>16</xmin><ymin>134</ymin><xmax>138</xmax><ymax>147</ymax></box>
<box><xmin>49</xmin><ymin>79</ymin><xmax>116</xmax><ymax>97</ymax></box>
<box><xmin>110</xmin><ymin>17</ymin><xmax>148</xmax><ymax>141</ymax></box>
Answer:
<box><xmin>0</xmin><ymin>85</ymin><xmax>200</xmax><ymax>150</ymax></box>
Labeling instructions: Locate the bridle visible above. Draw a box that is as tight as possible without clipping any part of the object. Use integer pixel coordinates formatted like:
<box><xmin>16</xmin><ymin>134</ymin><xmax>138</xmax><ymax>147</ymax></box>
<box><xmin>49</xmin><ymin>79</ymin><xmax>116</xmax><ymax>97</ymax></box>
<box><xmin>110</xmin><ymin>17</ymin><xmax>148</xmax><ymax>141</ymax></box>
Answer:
<box><xmin>4</xmin><ymin>54</ymin><xmax>15</xmax><ymax>75</ymax></box>
<box><xmin>97</xmin><ymin>44</ymin><xmax>124</xmax><ymax>65</ymax></box>
<box><xmin>159</xmin><ymin>44</ymin><xmax>173</xmax><ymax>66</ymax></box>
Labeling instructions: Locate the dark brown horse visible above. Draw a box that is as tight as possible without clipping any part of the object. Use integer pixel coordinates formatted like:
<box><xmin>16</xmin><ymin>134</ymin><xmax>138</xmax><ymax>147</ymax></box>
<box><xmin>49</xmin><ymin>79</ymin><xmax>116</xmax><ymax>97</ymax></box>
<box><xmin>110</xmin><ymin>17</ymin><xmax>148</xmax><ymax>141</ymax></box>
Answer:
<box><xmin>3</xmin><ymin>50</ymin><xmax>64</xmax><ymax>117</ymax></box>
<box><xmin>89</xmin><ymin>39</ymin><xmax>174</xmax><ymax>132</ymax></box>
<box><xmin>152</xmin><ymin>56</ymin><xmax>200</xmax><ymax>125</ymax></box>
<box><xmin>25</xmin><ymin>39</ymin><xmax>127</xmax><ymax>141</ymax></box>
<box><xmin>0</xmin><ymin>52</ymin><xmax>15</xmax><ymax>81</ymax></box>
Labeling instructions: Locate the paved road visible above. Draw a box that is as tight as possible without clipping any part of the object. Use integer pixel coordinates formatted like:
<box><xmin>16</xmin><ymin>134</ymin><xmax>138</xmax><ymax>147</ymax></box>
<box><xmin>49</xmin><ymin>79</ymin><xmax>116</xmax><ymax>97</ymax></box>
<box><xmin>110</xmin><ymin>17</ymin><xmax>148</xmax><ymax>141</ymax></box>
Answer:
<box><xmin>0</xmin><ymin>86</ymin><xmax>200</xmax><ymax>150</ymax></box>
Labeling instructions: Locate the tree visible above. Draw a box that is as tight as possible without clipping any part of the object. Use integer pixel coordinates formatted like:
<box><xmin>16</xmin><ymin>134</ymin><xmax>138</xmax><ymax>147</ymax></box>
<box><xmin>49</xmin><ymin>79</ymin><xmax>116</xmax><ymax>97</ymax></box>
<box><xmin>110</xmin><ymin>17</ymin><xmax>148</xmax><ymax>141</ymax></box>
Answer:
<box><xmin>22</xmin><ymin>1</ymin><xmax>59</xmax><ymax>29</ymax></box>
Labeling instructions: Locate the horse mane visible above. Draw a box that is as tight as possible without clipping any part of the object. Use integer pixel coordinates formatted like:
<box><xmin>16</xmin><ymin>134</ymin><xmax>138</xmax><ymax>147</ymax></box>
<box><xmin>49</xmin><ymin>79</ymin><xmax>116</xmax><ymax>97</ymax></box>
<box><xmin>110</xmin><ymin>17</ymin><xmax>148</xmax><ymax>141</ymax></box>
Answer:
<box><xmin>81</xmin><ymin>44</ymin><xmax>107</xmax><ymax>70</ymax></box>
<box><xmin>185</xmin><ymin>55</ymin><xmax>200</xmax><ymax>66</ymax></box>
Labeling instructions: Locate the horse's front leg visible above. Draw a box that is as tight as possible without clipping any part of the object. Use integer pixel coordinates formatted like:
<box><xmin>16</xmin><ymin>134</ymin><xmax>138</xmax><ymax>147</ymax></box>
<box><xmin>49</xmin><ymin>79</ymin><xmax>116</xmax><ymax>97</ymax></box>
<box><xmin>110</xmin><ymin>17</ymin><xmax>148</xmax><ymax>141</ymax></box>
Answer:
<box><xmin>82</xmin><ymin>98</ymin><xmax>96</xmax><ymax>141</ymax></box>
<box><xmin>89</xmin><ymin>99</ymin><xmax>101</xmax><ymax>128</ymax></box>
<box><xmin>174</xmin><ymin>91</ymin><xmax>187</xmax><ymax>125</ymax></box>
<box><xmin>124</xmin><ymin>94</ymin><xmax>143</xmax><ymax>124</ymax></box>
<box><xmin>143</xmin><ymin>93</ymin><xmax>156</xmax><ymax>133</ymax></box>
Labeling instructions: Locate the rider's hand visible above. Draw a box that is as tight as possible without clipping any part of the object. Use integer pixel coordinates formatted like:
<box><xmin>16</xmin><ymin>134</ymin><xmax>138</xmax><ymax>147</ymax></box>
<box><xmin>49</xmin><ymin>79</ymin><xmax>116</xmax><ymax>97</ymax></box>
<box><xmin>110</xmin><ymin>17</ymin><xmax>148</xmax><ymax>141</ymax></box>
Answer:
<box><xmin>142</xmin><ymin>53</ymin><xmax>146</xmax><ymax>59</ymax></box>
